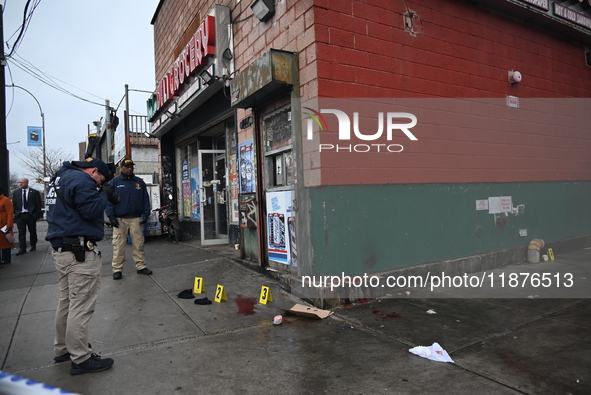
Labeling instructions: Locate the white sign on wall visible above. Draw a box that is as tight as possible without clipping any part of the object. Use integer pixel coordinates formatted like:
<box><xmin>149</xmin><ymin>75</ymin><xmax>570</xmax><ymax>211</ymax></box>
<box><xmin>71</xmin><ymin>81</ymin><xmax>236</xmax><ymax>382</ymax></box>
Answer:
<box><xmin>488</xmin><ymin>197</ymin><xmax>501</xmax><ymax>214</ymax></box>
<box><xmin>476</xmin><ymin>200</ymin><xmax>489</xmax><ymax>211</ymax></box>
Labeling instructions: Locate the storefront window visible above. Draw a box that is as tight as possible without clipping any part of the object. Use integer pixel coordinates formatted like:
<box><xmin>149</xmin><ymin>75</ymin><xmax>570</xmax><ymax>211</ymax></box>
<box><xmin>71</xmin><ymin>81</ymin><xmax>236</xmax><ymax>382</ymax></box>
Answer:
<box><xmin>179</xmin><ymin>147</ymin><xmax>191</xmax><ymax>219</ymax></box>
<box><xmin>263</xmin><ymin>105</ymin><xmax>293</xmax><ymax>189</ymax></box>
<box><xmin>177</xmin><ymin>142</ymin><xmax>201</xmax><ymax>220</ymax></box>
<box><xmin>263</xmin><ymin>106</ymin><xmax>291</xmax><ymax>152</ymax></box>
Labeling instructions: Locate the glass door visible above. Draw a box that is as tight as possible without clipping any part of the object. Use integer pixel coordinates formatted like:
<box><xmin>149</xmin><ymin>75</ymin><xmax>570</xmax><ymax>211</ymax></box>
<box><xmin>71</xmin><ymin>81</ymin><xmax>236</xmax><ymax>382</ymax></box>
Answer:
<box><xmin>198</xmin><ymin>150</ymin><xmax>228</xmax><ymax>245</ymax></box>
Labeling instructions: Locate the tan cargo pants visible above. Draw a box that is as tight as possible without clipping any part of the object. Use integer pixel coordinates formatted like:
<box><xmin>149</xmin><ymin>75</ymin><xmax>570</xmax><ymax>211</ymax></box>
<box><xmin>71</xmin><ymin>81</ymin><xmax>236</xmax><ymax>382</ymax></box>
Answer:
<box><xmin>53</xmin><ymin>248</ymin><xmax>101</xmax><ymax>364</ymax></box>
<box><xmin>111</xmin><ymin>217</ymin><xmax>147</xmax><ymax>272</ymax></box>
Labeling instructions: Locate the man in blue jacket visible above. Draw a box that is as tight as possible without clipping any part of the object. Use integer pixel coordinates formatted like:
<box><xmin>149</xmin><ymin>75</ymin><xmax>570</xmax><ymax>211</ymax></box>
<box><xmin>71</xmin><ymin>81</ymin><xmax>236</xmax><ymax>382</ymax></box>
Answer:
<box><xmin>45</xmin><ymin>157</ymin><xmax>119</xmax><ymax>375</ymax></box>
<box><xmin>106</xmin><ymin>158</ymin><xmax>152</xmax><ymax>280</ymax></box>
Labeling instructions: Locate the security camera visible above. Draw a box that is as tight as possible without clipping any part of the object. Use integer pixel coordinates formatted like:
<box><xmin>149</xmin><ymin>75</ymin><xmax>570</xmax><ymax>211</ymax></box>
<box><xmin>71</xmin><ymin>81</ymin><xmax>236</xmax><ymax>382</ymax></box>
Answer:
<box><xmin>508</xmin><ymin>70</ymin><xmax>522</xmax><ymax>85</ymax></box>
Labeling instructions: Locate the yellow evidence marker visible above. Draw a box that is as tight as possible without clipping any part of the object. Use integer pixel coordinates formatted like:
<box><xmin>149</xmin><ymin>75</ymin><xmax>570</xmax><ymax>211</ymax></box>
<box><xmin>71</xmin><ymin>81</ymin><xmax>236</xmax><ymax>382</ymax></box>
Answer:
<box><xmin>214</xmin><ymin>284</ymin><xmax>227</xmax><ymax>303</ymax></box>
<box><xmin>547</xmin><ymin>248</ymin><xmax>555</xmax><ymax>261</ymax></box>
<box><xmin>259</xmin><ymin>286</ymin><xmax>273</xmax><ymax>304</ymax></box>
<box><xmin>194</xmin><ymin>277</ymin><xmax>206</xmax><ymax>294</ymax></box>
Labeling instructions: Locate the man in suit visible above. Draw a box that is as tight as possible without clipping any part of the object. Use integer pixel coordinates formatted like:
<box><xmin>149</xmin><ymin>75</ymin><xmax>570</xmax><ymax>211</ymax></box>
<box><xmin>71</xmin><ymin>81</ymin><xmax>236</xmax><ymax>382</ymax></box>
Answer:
<box><xmin>12</xmin><ymin>178</ymin><xmax>42</xmax><ymax>255</ymax></box>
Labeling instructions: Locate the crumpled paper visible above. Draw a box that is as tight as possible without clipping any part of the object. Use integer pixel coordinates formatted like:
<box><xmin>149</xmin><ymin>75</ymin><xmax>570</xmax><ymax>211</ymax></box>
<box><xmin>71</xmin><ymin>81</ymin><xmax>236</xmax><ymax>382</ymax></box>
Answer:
<box><xmin>409</xmin><ymin>342</ymin><xmax>454</xmax><ymax>363</ymax></box>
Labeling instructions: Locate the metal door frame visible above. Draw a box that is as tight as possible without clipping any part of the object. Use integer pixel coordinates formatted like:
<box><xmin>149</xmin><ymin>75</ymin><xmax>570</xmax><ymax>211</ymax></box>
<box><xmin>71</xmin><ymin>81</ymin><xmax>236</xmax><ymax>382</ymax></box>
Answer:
<box><xmin>198</xmin><ymin>149</ymin><xmax>228</xmax><ymax>246</ymax></box>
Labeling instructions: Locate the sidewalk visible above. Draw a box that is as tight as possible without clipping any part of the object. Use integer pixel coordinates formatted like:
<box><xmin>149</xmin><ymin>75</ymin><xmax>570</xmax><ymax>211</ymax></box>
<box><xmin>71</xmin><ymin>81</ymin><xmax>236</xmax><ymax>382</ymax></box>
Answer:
<box><xmin>0</xmin><ymin>221</ymin><xmax>589</xmax><ymax>394</ymax></box>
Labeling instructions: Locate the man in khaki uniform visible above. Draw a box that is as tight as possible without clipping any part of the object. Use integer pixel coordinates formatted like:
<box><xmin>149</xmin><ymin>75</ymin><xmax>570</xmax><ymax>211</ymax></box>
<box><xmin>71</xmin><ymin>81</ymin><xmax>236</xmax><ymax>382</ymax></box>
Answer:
<box><xmin>106</xmin><ymin>158</ymin><xmax>152</xmax><ymax>280</ymax></box>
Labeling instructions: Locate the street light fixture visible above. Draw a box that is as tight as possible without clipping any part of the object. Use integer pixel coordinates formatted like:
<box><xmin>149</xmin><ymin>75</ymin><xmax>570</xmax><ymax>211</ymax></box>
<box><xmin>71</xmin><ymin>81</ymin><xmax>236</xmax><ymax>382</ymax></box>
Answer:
<box><xmin>5</xmin><ymin>84</ymin><xmax>47</xmax><ymax>195</ymax></box>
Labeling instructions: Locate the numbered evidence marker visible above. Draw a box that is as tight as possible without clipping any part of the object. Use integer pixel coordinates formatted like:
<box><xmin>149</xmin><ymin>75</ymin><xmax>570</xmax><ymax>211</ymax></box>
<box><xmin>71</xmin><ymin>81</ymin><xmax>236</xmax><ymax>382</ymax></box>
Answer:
<box><xmin>547</xmin><ymin>248</ymin><xmax>555</xmax><ymax>261</ymax></box>
<box><xmin>259</xmin><ymin>286</ymin><xmax>273</xmax><ymax>304</ymax></box>
<box><xmin>194</xmin><ymin>277</ymin><xmax>206</xmax><ymax>294</ymax></box>
<box><xmin>214</xmin><ymin>284</ymin><xmax>227</xmax><ymax>303</ymax></box>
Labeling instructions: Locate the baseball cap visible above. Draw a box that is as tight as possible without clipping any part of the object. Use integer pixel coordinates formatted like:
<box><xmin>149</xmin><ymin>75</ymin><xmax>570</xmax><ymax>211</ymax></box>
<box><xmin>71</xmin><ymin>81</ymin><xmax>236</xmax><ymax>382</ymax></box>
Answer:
<box><xmin>121</xmin><ymin>158</ymin><xmax>135</xmax><ymax>167</ymax></box>
<box><xmin>72</xmin><ymin>157</ymin><xmax>114</xmax><ymax>181</ymax></box>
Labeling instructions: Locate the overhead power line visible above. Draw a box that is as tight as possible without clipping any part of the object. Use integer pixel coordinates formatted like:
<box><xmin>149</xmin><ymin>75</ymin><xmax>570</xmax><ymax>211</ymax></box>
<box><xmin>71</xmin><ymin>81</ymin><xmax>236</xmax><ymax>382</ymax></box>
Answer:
<box><xmin>8</xmin><ymin>56</ymin><xmax>106</xmax><ymax>107</ymax></box>
<box><xmin>13</xmin><ymin>53</ymin><xmax>105</xmax><ymax>101</ymax></box>
<box><xmin>5</xmin><ymin>0</ymin><xmax>43</xmax><ymax>59</ymax></box>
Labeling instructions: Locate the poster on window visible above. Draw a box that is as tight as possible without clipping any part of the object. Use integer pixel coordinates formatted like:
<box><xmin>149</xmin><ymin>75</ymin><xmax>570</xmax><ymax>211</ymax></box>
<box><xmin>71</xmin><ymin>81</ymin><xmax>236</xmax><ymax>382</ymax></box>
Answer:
<box><xmin>239</xmin><ymin>139</ymin><xmax>256</xmax><ymax>193</ymax></box>
<box><xmin>191</xmin><ymin>167</ymin><xmax>200</xmax><ymax>219</ymax></box>
<box><xmin>266</xmin><ymin>191</ymin><xmax>295</xmax><ymax>265</ymax></box>
<box><xmin>182</xmin><ymin>158</ymin><xmax>191</xmax><ymax>218</ymax></box>
<box><xmin>229</xmin><ymin>154</ymin><xmax>239</xmax><ymax>223</ymax></box>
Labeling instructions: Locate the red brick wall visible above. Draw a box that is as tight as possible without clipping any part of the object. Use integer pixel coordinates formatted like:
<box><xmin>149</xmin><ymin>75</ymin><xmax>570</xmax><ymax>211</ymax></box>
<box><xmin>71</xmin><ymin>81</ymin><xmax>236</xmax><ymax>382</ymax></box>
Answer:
<box><xmin>153</xmin><ymin>0</ymin><xmax>318</xmax><ymax>137</ymax></box>
<box><xmin>152</xmin><ymin>0</ymin><xmax>591</xmax><ymax>187</ymax></box>
<box><xmin>313</xmin><ymin>0</ymin><xmax>591</xmax><ymax>98</ymax></box>
<box><xmin>153</xmin><ymin>0</ymin><xmax>317</xmax><ymax>96</ymax></box>
<box><xmin>232</xmin><ymin>0</ymin><xmax>317</xmax><ymax>98</ymax></box>
<box><xmin>307</xmin><ymin>0</ymin><xmax>591</xmax><ymax>186</ymax></box>
<box><xmin>153</xmin><ymin>0</ymin><xmax>219</xmax><ymax>82</ymax></box>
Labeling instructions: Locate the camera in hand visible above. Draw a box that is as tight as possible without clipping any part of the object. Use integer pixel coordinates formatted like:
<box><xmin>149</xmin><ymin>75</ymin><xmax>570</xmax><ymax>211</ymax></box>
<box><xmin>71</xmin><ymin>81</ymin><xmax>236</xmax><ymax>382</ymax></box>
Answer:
<box><xmin>100</xmin><ymin>184</ymin><xmax>121</xmax><ymax>205</ymax></box>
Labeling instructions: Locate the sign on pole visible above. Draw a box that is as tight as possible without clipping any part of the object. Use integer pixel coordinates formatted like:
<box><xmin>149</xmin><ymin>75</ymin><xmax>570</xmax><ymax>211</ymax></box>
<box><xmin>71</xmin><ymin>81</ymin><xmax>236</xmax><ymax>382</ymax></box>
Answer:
<box><xmin>27</xmin><ymin>126</ymin><xmax>43</xmax><ymax>147</ymax></box>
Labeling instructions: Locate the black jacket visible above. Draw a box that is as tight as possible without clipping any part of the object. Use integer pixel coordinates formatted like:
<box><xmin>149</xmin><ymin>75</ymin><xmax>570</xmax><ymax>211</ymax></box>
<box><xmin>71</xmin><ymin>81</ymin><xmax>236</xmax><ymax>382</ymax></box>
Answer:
<box><xmin>12</xmin><ymin>187</ymin><xmax>42</xmax><ymax>219</ymax></box>
<box><xmin>105</xmin><ymin>174</ymin><xmax>150</xmax><ymax>220</ymax></box>
<box><xmin>45</xmin><ymin>162</ymin><xmax>109</xmax><ymax>245</ymax></box>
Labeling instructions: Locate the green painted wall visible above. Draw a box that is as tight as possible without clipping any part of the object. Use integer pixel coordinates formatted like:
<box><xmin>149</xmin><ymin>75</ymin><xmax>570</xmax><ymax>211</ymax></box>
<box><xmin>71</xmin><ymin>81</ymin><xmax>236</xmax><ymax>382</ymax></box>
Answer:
<box><xmin>308</xmin><ymin>182</ymin><xmax>591</xmax><ymax>275</ymax></box>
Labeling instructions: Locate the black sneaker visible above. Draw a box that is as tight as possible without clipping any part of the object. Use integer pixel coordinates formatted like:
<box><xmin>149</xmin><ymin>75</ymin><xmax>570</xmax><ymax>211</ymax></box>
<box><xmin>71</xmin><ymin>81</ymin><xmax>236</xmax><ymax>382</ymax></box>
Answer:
<box><xmin>70</xmin><ymin>353</ymin><xmax>114</xmax><ymax>375</ymax></box>
<box><xmin>113</xmin><ymin>272</ymin><xmax>123</xmax><ymax>280</ymax></box>
<box><xmin>137</xmin><ymin>268</ymin><xmax>153</xmax><ymax>275</ymax></box>
<box><xmin>54</xmin><ymin>353</ymin><xmax>70</xmax><ymax>363</ymax></box>
<box><xmin>54</xmin><ymin>343</ymin><xmax>92</xmax><ymax>363</ymax></box>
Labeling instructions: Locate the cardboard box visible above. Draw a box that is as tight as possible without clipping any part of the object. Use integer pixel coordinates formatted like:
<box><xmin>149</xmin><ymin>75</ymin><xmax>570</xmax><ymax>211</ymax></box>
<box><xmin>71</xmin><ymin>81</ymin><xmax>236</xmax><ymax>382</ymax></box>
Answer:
<box><xmin>283</xmin><ymin>304</ymin><xmax>333</xmax><ymax>319</ymax></box>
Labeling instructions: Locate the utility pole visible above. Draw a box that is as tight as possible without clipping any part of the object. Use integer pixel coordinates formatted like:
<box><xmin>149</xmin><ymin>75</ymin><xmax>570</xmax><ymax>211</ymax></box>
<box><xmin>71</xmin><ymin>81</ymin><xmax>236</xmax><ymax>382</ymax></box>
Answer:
<box><xmin>104</xmin><ymin>99</ymin><xmax>112</xmax><ymax>163</ymax></box>
<box><xmin>125</xmin><ymin>84</ymin><xmax>130</xmax><ymax>159</ymax></box>
<box><xmin>0</xmin><ymin>5</ymin><xmax>9</xmax><ymax>190</ymax></box>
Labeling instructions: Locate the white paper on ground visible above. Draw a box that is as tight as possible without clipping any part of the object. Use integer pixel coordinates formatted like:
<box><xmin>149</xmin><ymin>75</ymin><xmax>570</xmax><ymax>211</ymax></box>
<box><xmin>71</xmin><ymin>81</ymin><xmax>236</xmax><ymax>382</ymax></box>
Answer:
<box><xmin>409</xmin><ymin>342</ymin><xmax>454</xmax><ymax>363</ymax></box>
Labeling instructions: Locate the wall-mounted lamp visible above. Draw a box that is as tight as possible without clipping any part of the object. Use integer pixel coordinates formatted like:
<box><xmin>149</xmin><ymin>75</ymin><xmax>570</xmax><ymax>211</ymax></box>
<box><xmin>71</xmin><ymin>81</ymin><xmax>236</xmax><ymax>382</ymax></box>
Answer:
<box><xmin>251</xmin><ymin>0</ymin><xmax>275</xmax><ymax>22</ymax></box>
<box><xmin>199</xmin><ymin>69</ymin><xmax>218</xmax><ymax>86</ymax></box>
<box><xmin>508</xmin><ymin>70</ymin><xmax>522</xmax><ymax>85</ymax></box>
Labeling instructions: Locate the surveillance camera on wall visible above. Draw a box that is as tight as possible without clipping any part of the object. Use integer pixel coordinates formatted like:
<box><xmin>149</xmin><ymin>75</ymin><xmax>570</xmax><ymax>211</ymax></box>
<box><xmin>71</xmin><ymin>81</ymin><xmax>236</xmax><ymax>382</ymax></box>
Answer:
<box><xmin>508</xmin><ymin>70</ymin><xmax>522</xmax><ymax>85</ymax></box>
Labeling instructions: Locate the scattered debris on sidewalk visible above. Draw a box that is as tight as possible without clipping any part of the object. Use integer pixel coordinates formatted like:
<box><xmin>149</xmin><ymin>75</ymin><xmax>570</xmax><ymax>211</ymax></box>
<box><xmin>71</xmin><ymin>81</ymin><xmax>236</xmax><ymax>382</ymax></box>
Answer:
<box><xmin>282</xmin><ymin>304</ymin><xmax>333</xmax><ymax>319</ymax></box>
<box><xmin>194</xmin><ymin>297</ymin><xmax>212</xmax><ymax>305</ymax></box>
<box><xmin>426</xmin><ymin>309</ymin><xmax>437</xmax><ymax>314</ymax></box>
<box><xmin>409</xmin><ymin>342</ymin><xmax>454</xmax><ymax>363</ymax></box>
<box><xmin>177</xmin><ymin>289</ymin><xmax>195</xmax><ymax>299</ymax></box>
<box><xmin>273</xmin><ymin>315</ymin><xmax>283</xmax><ymax>325</ymax></box>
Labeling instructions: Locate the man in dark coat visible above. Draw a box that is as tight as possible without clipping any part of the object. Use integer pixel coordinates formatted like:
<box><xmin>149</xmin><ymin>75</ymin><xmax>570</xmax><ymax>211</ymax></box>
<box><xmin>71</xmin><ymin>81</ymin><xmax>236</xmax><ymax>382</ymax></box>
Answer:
<box><xmin>12</xmin><ymin>178</ymin><xmax>42</xmax><ymax>254</ymax></box>
<box><xmin>46</xmin><ymin>157</ymin><xmax>119</xmax><ymax>375</ymax></box>
<box><xmin>106</xmin><ymin>158</ymin><xmax>152</xmax><ymax>280</ymax></box>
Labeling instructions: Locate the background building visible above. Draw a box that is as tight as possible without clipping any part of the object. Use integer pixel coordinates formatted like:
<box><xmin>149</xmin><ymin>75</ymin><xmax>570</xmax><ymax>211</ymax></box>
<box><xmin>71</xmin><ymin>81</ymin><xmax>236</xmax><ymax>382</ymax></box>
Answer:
<box><xmin>148</xmin><ymin>0</ymin><xmax>591</xmax><ymax>304</ymax></box>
